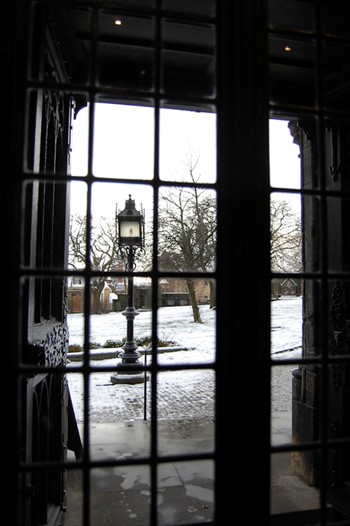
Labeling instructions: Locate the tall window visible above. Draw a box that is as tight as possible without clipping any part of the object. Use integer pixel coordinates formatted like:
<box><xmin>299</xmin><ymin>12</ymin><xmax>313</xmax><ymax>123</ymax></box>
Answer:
<box><xmin>7</xmin><ymin>1</ymin><xmax>350</xmax><ymax>525</ymax></box>
<box><xmin>269</xmin><ymin>1</ymin><xmax>350</xmax><ymax>522</ymax></box>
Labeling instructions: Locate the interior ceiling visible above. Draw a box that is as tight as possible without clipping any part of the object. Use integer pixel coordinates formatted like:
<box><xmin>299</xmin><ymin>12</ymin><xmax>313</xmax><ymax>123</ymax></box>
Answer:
<box><xmin>50</xmin><ymin>0</ymin><xmax>350</xmax><ymax>112</ymax></box>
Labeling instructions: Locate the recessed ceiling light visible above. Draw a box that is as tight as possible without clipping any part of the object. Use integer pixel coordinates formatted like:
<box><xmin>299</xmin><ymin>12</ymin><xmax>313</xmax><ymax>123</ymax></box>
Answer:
<box><xmin>284</xmin><ymin>45</ymin><xmax>292</xmax><ymax>52</ymax></box>
<box><xmin>114</xmin><ymin>19</ymin><xmax>122</xmax><ymax>26</ymax></box>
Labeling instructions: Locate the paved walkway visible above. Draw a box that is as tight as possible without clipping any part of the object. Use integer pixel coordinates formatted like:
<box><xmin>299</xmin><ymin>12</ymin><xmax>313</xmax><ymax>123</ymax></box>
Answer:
<box><xmin>64</xmin><ymin>413</ymin><xmax>321</xmax><ymax>526</ymax></box>
<box><xmin>68</xmin><ymin>368</ymin><xmax>215</xmax><ymax>424</ymax></box>
<box><xmin>68</xmin><ymin>349</ymin><xmax>294</xmax><ymax>425</ymax></box>
<box><xmin>65</xmin><ymin>357</ymin><xmax>321</xmax><ymax>525</ymax></box>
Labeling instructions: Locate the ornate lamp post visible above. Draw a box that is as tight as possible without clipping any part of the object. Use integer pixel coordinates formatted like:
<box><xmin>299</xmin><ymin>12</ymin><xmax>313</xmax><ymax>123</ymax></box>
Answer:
<box><xmin>111</xmin><ymin>195</ymin><xmax>145</xmax><ymax>384</ymax></box>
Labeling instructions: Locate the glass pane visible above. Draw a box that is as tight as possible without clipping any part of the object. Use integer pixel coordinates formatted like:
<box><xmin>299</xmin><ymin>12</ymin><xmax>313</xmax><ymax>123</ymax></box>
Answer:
<box><xmin>157</xmin><ymin>460</ymin><xmax>214</xmax><ymax>524</ymax></box>
<box><xmin>270</xmin><ymin>192</ymin><xmax>302</xmax><ymax>274</ymax></box>
<box><xmin>92</xmin><ymin>104</ymin><xmax>155</xmax><ymax>180</ymax></box>
<box><xmin>67</xmin><ymin>288</ymin><xmax>85</xmax><ymax>347</ymax></box>
<box><xmin>20</xmin><ymin>275</ymin><xmax>69</xmax><ymax>357</ymax></box>
<box><xmin>268</xmin><ymin>0</ymin><xmax>314</xmax><ymax>33</ymax></box>
<box><xmin>163</xmin><ymin>0</ymin><xmax>215</xmax><ymax>18</ymax></box>
<box><xmin>70</xmin><ymin>180</ymin><xmax>88</xmax><ymax>217</ymax></box>
<box><xmin>71</xmin><ymin>106</ymin><xmax>89</xmax><ymax>177</ymax></box>
<box><xmin>278</xmin><ymin>116</ymin><xmax>321</xmax><ymax>192</ymax></box>
<box><xmin>327</xmin><ymin>197</ymin><xmax>350</xmax><ymax>273</ymax></box>
<box><xmin>302</xmin><ymin>194</ymin><xmax>321</xmax><ymax>273</ymax></box>
<box><xmin>160</xmin><ymin>108</ymin><xmax>216</xmax><ymax>183</ymax></box>
<box><xmin>326</xmin><ymin>440</ymin><xmax>350</xmax><ymax>514</ymax></box>
<box><xmin>67</xmin><ymin>291</ymin><xmax>152</xmax><ymax>350</ymax></box>
<box><xmin>69</xmin><ymin>183</ymin><xmax>88</xmax><ymax>273</ymax></box>
<box><xmin>66</xmin><ymin>372</ymin><xmax>84</xmax><ymax>452</ymax></box>
<box><xmin>157</xmin><ymin>278</ymin><xmax>216</xmax><ymax>365</ymax></box>
<box><xmin>271</xmin><ymin>347</ymin><xmax>323</xmax><ymax>514</ymax></box>
<box><xmin>270</xmin><ymin>450</ymin><xmax>321</xmax><ymax>515</ymax></box>
<box><xmin>269</xmin><ymin>36</ymin><xmax>316</xmax><ymax>110</ymax></box>
<box><xmin>47</xmin><ymin>5</ymin><xmax>92</xmax><ymax>85</ymax></box>
<box><xmin>157</xmin><ymin>370</ymin><xmax>215</xmax><ymax>425</ymax></box>
<box><xmin>158</xmin><ymin>186</ymin><xmax>217</xmax><ymax>273</ymax></box>
<box><xmin>320</xmin><ymin>4</ymin><xmax>350</xmax><ymax>40</ymax></box>
<box><xmin>271</xmin><ymin>293</ymin><xmax>302</xmax><ymax>358</ymax></box>
<box><xmin>22</xmin><ymin>181</ymin><xmax>71</xmax><ymax>270</ymax></box>
<box><xmin>91</xmin><ymin>181</ymin><xmax>152</xmax><ymax>263</ymax></box>
<box><xmin>158</xmin><ymin>419</ymin><xmax>214</xmax><ymax>457</ymax></box>
<box><xmin>269</xmin><ymin>119</ymin><xmax>301</xmax><ymax>189</ymax></box>
<box><xmin>321</xmin><ymin>40</ymin><xmax>350</xmax><ymax>113</ymax></box>
<box><xmin>89</xmin><ymin>466</ymin><xmax>151</xmax><ymax>526</ymax></box>
<box><xmin>161</xmin><ymin>20</ymin><xmax>215</xmax><ymax>99</ymax></box>
<box><xmin>69</xmin><ymin>182</ymin><xmax>154</xmax><ymax>273</ymax></box>
<box><xmin>89</xmin><ymin>420</ymin><xmax>151</xmax><ymax>461</ymax></box>
<box><xmin>270</xmin><ymin>292</ymin><xmax>303</xmax><ymax>452</ymax></box>
<box><xmin>328</xmin><ymin>280</ymin><xmax>350</xmax><ymax>358</ymax></box>
<box><xmin>97</xmin><ymin>11</ymin><xmax>155</xmax><ymax>92</ymax></box>
<box><xmin>64</xmin><ymin>468</ymin><xmax>83</xmax><ymax>524</ymax></box>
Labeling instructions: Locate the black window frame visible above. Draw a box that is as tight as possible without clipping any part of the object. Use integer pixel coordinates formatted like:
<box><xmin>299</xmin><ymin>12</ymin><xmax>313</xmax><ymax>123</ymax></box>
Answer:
<box><xmin>4</xmin><ymin>1</ymin><xmax>350</xmax><ymax>525</ymax></box>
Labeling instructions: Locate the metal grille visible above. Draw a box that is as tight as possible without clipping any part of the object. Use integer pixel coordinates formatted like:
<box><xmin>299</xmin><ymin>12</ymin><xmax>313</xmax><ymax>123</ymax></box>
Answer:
<box><xmin>19</xmin><ymin>1</ymin><xmax>220</xmax><ymax>525</ymax></box>
<box><xmin>6</xmin><ymin>0</ymin><xmax>350</xmax><ymax>525</ymax></box>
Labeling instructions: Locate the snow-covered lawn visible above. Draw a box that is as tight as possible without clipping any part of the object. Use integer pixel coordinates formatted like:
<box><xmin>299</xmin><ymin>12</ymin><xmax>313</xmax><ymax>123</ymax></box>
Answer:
<box><xmin>67</xmin><ymin>296</ymin><xmax>302</xmax><ymax>357</ymax></box>
<box><xmin>67</xmin><ymin>303</ymin><xmax>216</xmax><ymax>363</ymax></box>
<box><xmin>66</xmin><ymin>296</ymin><xmax>302</xmax><ymax>423</ymax></box>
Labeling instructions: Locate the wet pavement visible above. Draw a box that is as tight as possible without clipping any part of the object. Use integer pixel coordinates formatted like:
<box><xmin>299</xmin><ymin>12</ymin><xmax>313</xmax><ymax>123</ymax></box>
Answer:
<box><xmin>65</xmin><ymin>418</ymin><xmax>215</xmax><ymax>525</ymax></box>
<box><xmin>63</xmin><ymin>299</ymin><xmax>318</xmax><ymax>524</ymax></box>
<box><xmin>64</xmin><ymin>343</ymin><xmax>318</xmax><ymax>525</ymax></box>
<box><xmin>64</xmin><ymin>412</ymin><xmax>321</xmax><ymax>525</ymax></box>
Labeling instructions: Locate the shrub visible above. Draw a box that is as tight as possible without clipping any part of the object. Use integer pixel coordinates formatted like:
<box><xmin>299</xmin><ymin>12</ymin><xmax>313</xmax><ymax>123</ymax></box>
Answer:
<box><xmin>134</xmin><ymin>335</ymin><xmax>176</xmax><ymax>347</ymax></box>
<box><xmin>89</xmin><ymin>342</ymin><xmax>101</xmax><ymax>349</ymax></box>
<box><xmin>68</xmin><ymin>336</ymin><xmax>176</xmax><ymax>353</ymax></box>
<box><xmin>103</xmin><ymin>339</ymin><xmax>123</xmax><ymax>348</ymax></box>
<box><xmin>68</xmin><ymin>344</ymin><xmax>83</xmax><ymax>353</ymax></box>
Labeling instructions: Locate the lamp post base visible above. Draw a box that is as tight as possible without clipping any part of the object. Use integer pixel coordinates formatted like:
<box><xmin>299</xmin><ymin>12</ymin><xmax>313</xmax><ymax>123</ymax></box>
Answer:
<box><xmin>110</xmin><ymin>349</ymin><xmax>148</xmax><ymax>384</ymax></box>
<box><xmin>110</xmin><ymin>371</ymin><xmax>146</xmax><ymax>384</ymax></box>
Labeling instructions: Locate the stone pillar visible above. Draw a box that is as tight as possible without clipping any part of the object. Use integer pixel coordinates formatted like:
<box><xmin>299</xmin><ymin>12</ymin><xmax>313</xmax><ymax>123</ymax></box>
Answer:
<box><xmin>289</xmin><ymin>120</ymin><xmax>321</xmax><ymax>485</ymax></box>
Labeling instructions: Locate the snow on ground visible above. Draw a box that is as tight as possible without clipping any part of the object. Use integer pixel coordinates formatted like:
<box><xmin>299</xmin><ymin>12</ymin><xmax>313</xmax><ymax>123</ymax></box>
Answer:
<box><xmin>67</xmin><ymin>296</ymin><xmax>301</xmax><ymax>358</ymax></box>
<box><xmin>67</xmin><ymin>303</ymin><xmax>216</xmax><ymax>364</ymax></box>
<box><xmin>271</xmin><ymin>296</ymin><xmax>302</xmax><ymax>355</ymax></box>
<box><xmin>271</xmin><ymin>296</ymin><xmax>302</xmax><ymax>412</ymax></box>
<box><xmin>66</xmin><ymin>296</ymin><xmax>302</xmax><ymax>423</ymax></box>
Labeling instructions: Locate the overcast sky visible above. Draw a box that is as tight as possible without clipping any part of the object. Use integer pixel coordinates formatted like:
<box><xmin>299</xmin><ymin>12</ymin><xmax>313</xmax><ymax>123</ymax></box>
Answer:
<box><xmin>70</xmin><ymin>104</ymin><xmax>301</xmax><ymax>219</ymax></box>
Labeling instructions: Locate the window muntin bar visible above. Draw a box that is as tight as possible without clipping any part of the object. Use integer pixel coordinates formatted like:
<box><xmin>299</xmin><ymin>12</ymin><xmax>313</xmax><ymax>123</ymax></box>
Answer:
<box><xmin>17</xmin><ymin>0</ymin><xmax>350</xmax><ymax>523</ymax></box>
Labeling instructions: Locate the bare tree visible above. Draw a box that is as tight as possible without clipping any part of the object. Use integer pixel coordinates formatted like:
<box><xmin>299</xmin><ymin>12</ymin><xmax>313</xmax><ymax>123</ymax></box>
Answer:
<box><xmin>69</xmin><ymin>214</ymin><xmax>122</xmax><ymax>313</ymax></box>
<box><xmin>270</xmin><ymin>199</ymin><xmax>302</xmax><ymax>272</ymax></box>
<box><xmin>158</xmin><ymin>155</ymin><xmax>216</xmax><ymax>322</ymax></box>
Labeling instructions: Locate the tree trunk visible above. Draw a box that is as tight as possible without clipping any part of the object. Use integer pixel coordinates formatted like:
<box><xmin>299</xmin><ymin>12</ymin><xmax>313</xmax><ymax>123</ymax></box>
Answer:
<box><xmin>209</xmin><ymin>279</ymin><xmax>216</xmax><ymax>309</ymax></box>
<box><xmin>186</xmin><ymin>279</ymin><xmax>202</xmax><ymax>323</ymax></box>
<box><xmin>91</xmin><ymin>287</ymin><xmax>101</xmax><ymax>314</ymax></box>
